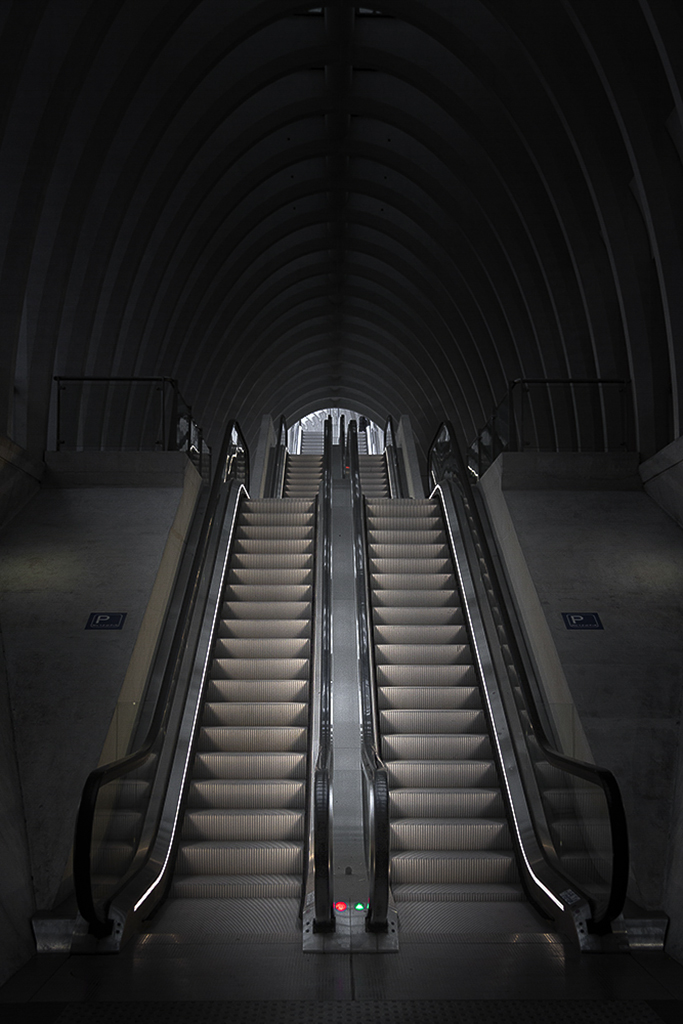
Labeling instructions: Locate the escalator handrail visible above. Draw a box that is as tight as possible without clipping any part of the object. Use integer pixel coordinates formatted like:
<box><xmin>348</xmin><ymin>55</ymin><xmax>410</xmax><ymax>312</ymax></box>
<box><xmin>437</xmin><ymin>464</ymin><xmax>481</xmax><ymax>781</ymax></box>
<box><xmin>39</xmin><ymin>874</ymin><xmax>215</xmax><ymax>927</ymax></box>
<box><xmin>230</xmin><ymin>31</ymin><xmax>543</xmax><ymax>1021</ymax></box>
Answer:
<box><xmin>73</xmin><ymin>419</ymin><xmax>249</xmax><ymax>934</ymax></box>
<box><xmin>348</xmin><ymin>421</ymin><xmax>390</xmax><ymax>930</ymax></box>
<box><xmin>310</xmin><ymin>415</ymin><xmax>334</xmax><ymax>929</ymax></box>
<box><xmin>429</xmin><ymin>420</ymin><xmax>629</xmax><ymax>928</ymax></box>
<box><xmin>384</xmin><ymin>415</ymin><xmax>402</xmax><ymax>498</ymax></box>
<box><xmin>268</xmin><ymin>415</ymin><xmax>288</xmax><ymax>497</ymax></box>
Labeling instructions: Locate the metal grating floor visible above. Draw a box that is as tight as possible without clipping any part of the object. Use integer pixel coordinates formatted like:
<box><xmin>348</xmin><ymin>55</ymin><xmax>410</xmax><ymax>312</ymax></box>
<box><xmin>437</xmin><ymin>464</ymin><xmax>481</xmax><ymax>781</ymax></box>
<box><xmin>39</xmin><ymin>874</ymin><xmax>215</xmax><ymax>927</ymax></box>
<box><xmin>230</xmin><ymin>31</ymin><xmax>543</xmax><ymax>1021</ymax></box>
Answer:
<box><xmin>0</xmin><ymin>999</ymin><xmax>680</xmax><ymax>1024</ymax></box>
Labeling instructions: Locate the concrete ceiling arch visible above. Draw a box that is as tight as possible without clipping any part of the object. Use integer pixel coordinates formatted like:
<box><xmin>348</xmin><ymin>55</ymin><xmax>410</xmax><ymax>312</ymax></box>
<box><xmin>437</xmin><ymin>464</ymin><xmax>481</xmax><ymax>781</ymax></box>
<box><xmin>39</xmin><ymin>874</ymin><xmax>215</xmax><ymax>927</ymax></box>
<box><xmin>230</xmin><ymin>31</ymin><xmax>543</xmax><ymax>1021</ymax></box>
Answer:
<box><xmin>1</xmin><ymin>0</ymin><xmax>682</xmax><ymax>469</ymax></box>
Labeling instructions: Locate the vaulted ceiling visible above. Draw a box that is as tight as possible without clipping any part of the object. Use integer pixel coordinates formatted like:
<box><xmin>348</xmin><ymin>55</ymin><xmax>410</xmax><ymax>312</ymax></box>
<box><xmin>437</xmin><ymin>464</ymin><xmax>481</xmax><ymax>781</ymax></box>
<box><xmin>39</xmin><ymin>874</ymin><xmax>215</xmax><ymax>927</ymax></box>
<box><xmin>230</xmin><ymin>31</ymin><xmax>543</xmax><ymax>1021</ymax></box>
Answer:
<box><xmin>2</xmin><ymin>0</ymin><xmax>682</xmax><ymax>466</ymax></box>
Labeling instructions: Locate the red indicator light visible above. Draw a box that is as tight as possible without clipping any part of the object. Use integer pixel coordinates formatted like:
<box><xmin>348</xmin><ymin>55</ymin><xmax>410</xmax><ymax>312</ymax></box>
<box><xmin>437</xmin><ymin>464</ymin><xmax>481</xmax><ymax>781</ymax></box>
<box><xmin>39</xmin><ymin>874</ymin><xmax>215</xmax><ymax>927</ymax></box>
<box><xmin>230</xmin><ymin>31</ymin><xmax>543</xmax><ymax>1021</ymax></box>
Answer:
<box><xmin>334</xmin><ymin>901</ymin><xmax>348</xmax><ymax>912</ymax></box>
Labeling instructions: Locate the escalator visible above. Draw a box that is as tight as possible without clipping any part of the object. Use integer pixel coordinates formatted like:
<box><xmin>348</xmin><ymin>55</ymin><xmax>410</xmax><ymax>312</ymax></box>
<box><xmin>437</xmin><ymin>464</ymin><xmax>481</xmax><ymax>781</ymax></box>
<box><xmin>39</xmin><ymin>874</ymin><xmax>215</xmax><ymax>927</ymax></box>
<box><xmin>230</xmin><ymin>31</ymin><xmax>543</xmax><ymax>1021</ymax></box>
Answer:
<box><xmin>366</xmin><ymin>498</ymin><xmax>522</xmax><ymax>909</ymax></box>
<box><xmin>169</xmin><ymin>498</ymin><xmax>315</xmax><ymax>917</ymax></box>
<box><xmin>66</xmin><ymin>413</ymin><xmax>629</xmax><ymax>954</ymax></box>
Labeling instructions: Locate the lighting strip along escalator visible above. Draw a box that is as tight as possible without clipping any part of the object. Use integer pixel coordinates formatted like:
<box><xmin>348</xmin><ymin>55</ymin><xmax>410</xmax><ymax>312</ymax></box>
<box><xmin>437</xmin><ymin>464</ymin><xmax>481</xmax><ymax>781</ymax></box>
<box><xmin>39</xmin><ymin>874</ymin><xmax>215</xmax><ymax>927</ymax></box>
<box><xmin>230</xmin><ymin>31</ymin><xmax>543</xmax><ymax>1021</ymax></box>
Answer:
<box><xmin>348</xmin><ymin>421</ymin><xmax>392</xmax><ymax>933</ymax></box>
<box><xmin>428</xmin><ymin>422</ymin><xmax>629</xmax><ymax>946</ymax></box>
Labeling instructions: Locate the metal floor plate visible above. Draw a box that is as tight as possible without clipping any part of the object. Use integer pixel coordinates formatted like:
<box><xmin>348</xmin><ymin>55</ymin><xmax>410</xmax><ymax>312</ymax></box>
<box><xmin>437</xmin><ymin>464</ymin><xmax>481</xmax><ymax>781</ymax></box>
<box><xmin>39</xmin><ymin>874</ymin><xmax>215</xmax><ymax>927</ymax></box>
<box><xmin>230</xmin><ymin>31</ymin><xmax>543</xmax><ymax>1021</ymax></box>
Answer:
<box><xmin>5</xmin><ymin>1000</ymin><xmax>673</xmax><ymax>1024</ymax></box>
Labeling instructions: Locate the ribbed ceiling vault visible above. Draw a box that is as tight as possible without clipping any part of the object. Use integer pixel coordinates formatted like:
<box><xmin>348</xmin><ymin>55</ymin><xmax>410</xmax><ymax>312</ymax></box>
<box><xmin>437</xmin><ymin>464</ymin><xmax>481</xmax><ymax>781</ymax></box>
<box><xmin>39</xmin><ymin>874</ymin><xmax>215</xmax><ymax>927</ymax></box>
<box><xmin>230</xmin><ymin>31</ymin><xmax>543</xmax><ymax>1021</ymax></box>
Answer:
<box><xmin>1</xmin><ymin>0</ymin><xmax>682</xmax><ymax>466</ymax></box>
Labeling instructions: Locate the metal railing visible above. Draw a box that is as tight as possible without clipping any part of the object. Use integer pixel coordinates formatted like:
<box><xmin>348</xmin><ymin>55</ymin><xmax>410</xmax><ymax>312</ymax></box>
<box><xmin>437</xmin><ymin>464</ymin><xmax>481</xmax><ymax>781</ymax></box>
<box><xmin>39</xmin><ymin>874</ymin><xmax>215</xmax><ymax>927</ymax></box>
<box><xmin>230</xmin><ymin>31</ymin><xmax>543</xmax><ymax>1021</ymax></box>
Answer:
<box><xmin>430</xmin><ymin>421</ymin><xmax>629</xmax><ymax>933</ymax></box>
<box><xmin>54</xmin><ymin>376</ymin><xmax>212</xmax><ymax>481</ymax></box>
<box><xmin>303</xmin><ymin>417</ymin><xmax>335</xmax><ymax>932</ymax></box>
<box><xmin>348</xmin><ymin>421</ymin><xmax>390</xmax><ymax>931</ymax></box>
<box><xmin>73</xmin><ymin>421</ymin><xmax>248</xmax><ymax>938</ymax></box>
<box><xmin>469</xmin><ymin>378</ymin><xmax>632</xmax><ymax>479</ymax></box>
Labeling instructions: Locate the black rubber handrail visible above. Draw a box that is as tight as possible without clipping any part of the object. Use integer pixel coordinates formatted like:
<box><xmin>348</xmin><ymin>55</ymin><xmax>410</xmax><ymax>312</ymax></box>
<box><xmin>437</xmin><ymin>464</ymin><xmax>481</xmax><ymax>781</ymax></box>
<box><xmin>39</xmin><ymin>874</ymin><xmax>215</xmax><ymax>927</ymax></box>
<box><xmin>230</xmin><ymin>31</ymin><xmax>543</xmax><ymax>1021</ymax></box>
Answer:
<box><xmin>311</xmin><ymin>416</ymin><xmax>334</xmax><ymax>930</ymax></box>
<box><xmin>268</xmin><ymin>415</ymin><xmax>288</xmax><ymax>497</ymax></box>
<box><xmin>384</xmin><ymin>416</ymin><xmax>402</xmax><ymax>498</ymax></box>
<box><xmin>429</xmin><ymin>421</ymin><xmax>629</xmax><ymax>930</ymax></box>
<box><xmin>348</xmin><ymin>421</ymin><xmax>390</xmax><ymax>931</ymax></box>
<box><xmin>73</xmin><ymin>420</ymin><xmax>249</xmax><ymax>935</ymax></box>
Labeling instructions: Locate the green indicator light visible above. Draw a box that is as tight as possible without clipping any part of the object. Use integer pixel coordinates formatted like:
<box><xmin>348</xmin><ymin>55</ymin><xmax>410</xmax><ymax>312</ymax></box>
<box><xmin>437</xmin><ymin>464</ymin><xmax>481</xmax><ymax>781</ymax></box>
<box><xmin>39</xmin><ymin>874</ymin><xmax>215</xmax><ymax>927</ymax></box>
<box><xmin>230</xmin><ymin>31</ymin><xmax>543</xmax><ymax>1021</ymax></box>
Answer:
<box><xmin>354</xmin><ymin>902</ymin><xmax>366</xmax><ymax>911</ymax></box>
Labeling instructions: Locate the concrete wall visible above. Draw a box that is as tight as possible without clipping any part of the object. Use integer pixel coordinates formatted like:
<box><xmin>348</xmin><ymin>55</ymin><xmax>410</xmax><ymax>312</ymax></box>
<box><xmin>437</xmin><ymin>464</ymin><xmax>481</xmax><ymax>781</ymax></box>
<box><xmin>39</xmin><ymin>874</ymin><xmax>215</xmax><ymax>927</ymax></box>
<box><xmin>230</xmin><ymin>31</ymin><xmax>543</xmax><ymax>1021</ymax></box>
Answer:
<box><xmin>479</xmin><ymin>452</ymin><xmax>683</xmax><ymax>958</ymax></box>
<box><xmin>0</xmin><ymin>453</ymin><xmax>200</xmax><ymax>986</ymax></box>
<box><xmin>0</xmin><ymin>435</ymin><xmax>44</xmax><ymax>532</ymax></box>
<box><xmin>639</xmin><ymin>438</ymin><xmax>683</xmax><ymax>963</ymax></box>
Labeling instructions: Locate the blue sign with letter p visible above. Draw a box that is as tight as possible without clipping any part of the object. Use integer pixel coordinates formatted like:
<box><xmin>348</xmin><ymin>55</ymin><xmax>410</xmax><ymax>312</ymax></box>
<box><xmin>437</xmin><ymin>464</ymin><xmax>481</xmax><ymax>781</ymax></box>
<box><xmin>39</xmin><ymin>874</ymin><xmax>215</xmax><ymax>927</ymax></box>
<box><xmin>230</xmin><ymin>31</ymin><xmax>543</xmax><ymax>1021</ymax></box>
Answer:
<box><xmin>86</xmin><ymin>612</ymin><xmax>127</xmax><ymax>630</ymax></box>
<box><xmin>562</xmin><ymin>612</ymin><xmax>603</xmax><ymax>630</ymax></box>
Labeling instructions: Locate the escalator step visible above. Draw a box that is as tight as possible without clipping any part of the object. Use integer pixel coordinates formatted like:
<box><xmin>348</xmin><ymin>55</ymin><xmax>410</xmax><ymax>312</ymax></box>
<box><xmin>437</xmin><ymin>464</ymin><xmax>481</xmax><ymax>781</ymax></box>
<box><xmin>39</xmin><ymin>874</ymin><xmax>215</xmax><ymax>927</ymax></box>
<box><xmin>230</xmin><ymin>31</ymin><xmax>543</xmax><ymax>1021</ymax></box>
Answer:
<box><xmin>222</xmin><ymin>600</ymin><xmax>311</xmax><ymax>620</ymax></box>
<box><xmin>175</xmin><ymin>840</ymin><xmax>303</xmax><ymax>875</ymax></box>
<box><xmin>373</xmin><ymin>606</ymin><xmax>464</xmax><ymax>625</ymax></box>
<box><xmin>387</xmin><ymin>760</ymin><xmax>499</xmax><ymax>788</ymax></box>
<box><xmin>228</xmin><ymin>569</ymin><xmax>313</xmax><ymax>585</ymax></box>
<box><xmin>211</xmin><ymin>657</ymin><xmax>310</xmax><ymax>680</ymax></box>
<box><xmin>196</xmin><ymin>725</ymin><xmax>307</xmax><ymax>752</ymax></box>
<box><xmin>371</xmin><ymin>589</ymin><xmax>457</xmax><ymax>608</ymax></box>
<box><xmin>372</xmin><ymin>573</ymin><xmax>456</xmax><ymax>591</ymax></box>
<box><xmin>376</xmin><ymin>664</ymin><xmax>476</xmax><ymax>686</ymax></box>
<box><xmin>182</xmin><ymin>809</ymin><xmax>305</xmax><ymax>841</ymax></box>
<box><xmin>213</xmin><ymin>637</ymin><xmax>310</xmax><ymax>660</ymax></box>
<box><xmin>378</xmin><ymin>685</ymin><xmax>482</xmax><ymax>710</ymax></box>
<box><xmin>225</xmin><ymin>584</ymin><xmax>312</xmax><ymax>602</ymax></box>
<box><xmin>374</xmin><ymin>625</ymin><xmax>467</xmax><ymax>644</ymax></box>
<box><xmin>390</xmin><ymin>818</ymin><xmax>512</xmax><ymax>851</ymax></box>
<box><xmin>390</xmin><ymin>849</ymin><xmax>518</xmax><ymax>885</ymax></box>
<box><xmin>202</xmin><ymin>702</ymin><xmax>308</xmax><ymax>727</ymax></box>
<box><xmin>389</xmin><ymin>788</ymin><xmax>504</xmax><ymax>817</ymax></box>
<box><xmin>368</xmin><ymin>533</ymin><xmax>446</xmax><ymax>548</ymax></box>
<box><xmin>187</xmin><ymin>780</ymin><xmax>305</xmax><ymax>807</ymax></box>
<box><xmin>170</xmin><ymin>874</ymin><xmax>302</xmax><ymax>899</ymax></box>
<box><xmin>380</xmin><ymin>709</ymin><xmax>487</xmax><ymax>734</ymax></box>
<box><xmin>375</xmin><ymin>643</ymin><xmax>472</xmax><ymax>665</ymax></box>
<box><xmin>391</xmin><ymin>882</ymin><xmax>525</xmax><ymax>903</ymax></box>
<box><xmin>218</xmin><ymin>618</ymin><xmax>311</xmax><ymax>639</ymax></box>
<box><xmin>382</xmin><ymin>733</ymin><xmax>493</xmax><ymax>760</ymax></box>
<box><xmin>205</xmin><ymin>679</ymin><xmax>309</xmax><ymax>702</ymax></box>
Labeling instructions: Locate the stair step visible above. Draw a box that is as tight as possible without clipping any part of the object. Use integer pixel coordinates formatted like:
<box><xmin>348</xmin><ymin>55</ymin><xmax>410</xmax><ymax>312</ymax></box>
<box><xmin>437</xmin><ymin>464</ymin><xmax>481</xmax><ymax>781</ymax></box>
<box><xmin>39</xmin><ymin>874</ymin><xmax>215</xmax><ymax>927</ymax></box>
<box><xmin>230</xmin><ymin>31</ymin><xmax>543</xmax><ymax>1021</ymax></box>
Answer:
<box><xmin>187</xmin><ymin>779</ymin><xmax>305</xmax><ymax>807</ymax></box>
<box><xmin>390</xmin><ymin>850</ymin><xmax>519</xmax><ymax>885</ymax></box>
<box><xmin>192</xmin><ymin>752</ymin><xmax>307</xmax><ymax>780</ymax></box>
<box><xmin>234</xmin><ymin>540</ymin><xmax>313</xmax><ymax>554</ymax></box>
<box><xmin>175</xmin><ymin>840</ymin><xmax>303</xmax><ymax>875</ymax></box>
<box><xmin>376</xmin><ymin>664</ymin><xmax>477</xmax><ymax>686</ymax></box>
<box><xmin>378</xmin><ymin>685</ymin><xmax>482</xmax><ymax>710</ymax></box>
<box><xmin>202</xmin><ymin>703</ymin><xmax>308</xmax><ymax>727</ymax></box>
<box><xmin>392</xmin><ymin>882</ymin><xmax>525</xmax><ymax>903</ymax></box>
<box><xmin>213</xmin><ymin>637</ymin><xmax>310</xmax><ymax>660</ymax></box>
<box><xmin>389</xmin><ymin>788</ymin><xmax>505</xmax><ymax>817</ymax></box>
<box><xmin>372</xmin><ymin>573</ymin><xmax>456</xmax><ymax>591</ymax></box>
<box><xmin>232</xmin><ymin>553</ymin><xmax>314</xmax><ymax>570</ymax></box>
<box><xmin>205</xmin><ymin>679</ymin><xmax>309</xmax><ymax>702</ymax></box>
<box><xmin>196</xmin><ymin>726</ymin><xmax>307</xmax><ymax>753</ymax></box>
<box><xmin>387</xmin><ymin>760</ymin><xmax>499</xmax><ymax>788</ymax></box>
<box><xmin>228</xmin><ymin>569</ymin><xmax>313</xmax><ymax>586</ymax></box>
<box><xmin>225</xmin><ymin>585</ymin><xmax>312</xmax><ymax>603</ymax></box>
<box><xmin>182</xmin><ymin>809</ymin><xmax>305</xmax><ymax>841</ymax></box>
<box><xmin>372</xmin><ymin>589</ymin><xmax>457</xmax><ymax>608</ymax></box>
<box><xmin>374</xmin><ymin>625</ymin><xmax>467</xmax><ymax>645</ymax></box>
<box><xmin>382</xmin><ymin>734</ymin><xmax>493</xmax><ymax>760</ymax></box>
<box><xmin>170</xmin><ymin>874</ymin><xmax>301</xmax><ymax>899</ymax></box>
<box><xmin>375</xmin><ymin>644</ymin><xmax>472</xmax><ymax>666</ymax></box>
<box><xmin>373</xmin><ymin>607</ymin><xmax>464</xmax><ymax>625</ymax></box>
<box><xmin>222</xmin><ymin>601</ymin><xmax>311</xmax><ymax>620</ymax></box>
<box><xmin>368</xmin><ymin>532</ymin><xmax>446</xmax><ymax>547</ymax></box>
<box><xmin>218</xmin><ymin>619</ymin><xmax>311</xmax><ymax>639</ymax></box>
<box><xmin>380</xmin><ymin>709</ymin><xmax>487</xmax><ymax>734</ymax></box>
<box><xmin>211</xmin><ymin>657</ymin><xmax>309</xmax><ymax>680</ymax></box>
<box><xmin>390</xmin><ymin>818</ymin><xmax>512</xmax><ymax>851</ymax></box>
